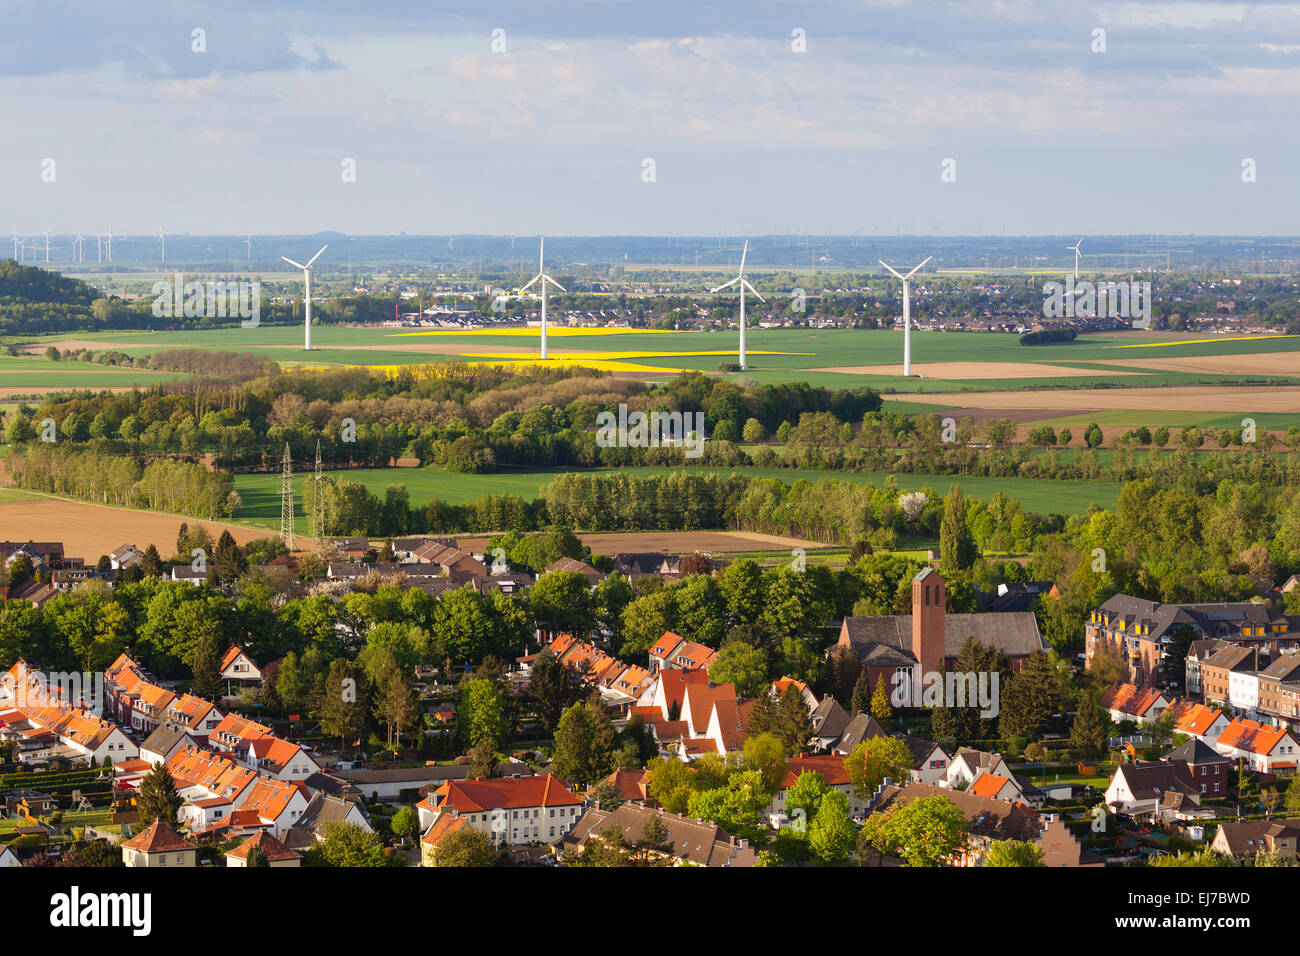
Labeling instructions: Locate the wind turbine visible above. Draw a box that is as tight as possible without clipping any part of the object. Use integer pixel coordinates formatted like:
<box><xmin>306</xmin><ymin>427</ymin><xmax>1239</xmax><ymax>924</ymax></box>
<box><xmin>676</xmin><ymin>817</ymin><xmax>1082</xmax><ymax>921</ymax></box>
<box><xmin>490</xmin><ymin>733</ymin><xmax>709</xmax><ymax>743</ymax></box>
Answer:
<box><xmin>73</xmin><ymin>230</ymin><xmax>85</xmax><ymax>263</ymax></box>
<box><xmin>281</xmin><ymin>245</ymin><xmax>328</xmax><ymax>350</ymax></box>
<box><xmin>96</xmin><ymin>233</ymin><xmax>104</xmax><ymax>264</ymax></box>
<box><xmin>879</xmin><ymin>256</ymin><xmax>932</xmax><ymax>377</ymax></box>
<box><xmin>105</xmin><ymin>231</ymin><xmax>115</xmax><ymax>263</ymax></box>
<box><xmin>1068</xmin><ymin>239</ymin><xmax>1083</xmax><ymax>282</ymax></box>
<box><xmin>516</xmin><ymin>237</ymin><xmax>565</xmax><ymax>360</ymax></box>
<box><xmin>42</xmin><ymin>227</ymin><xmax>52</xmax><ymax>262</ymax></box>
<box><xmin>709</xmin><ymin>239</ymin><xmax>764</xmax><ymax>370</ymax></box>
<box><xmin>159</xmin><ymin>227</ymin><xmax>167</xmax><ymax>264</ymax></box>
<box><xmin>243</xmin><ymin>236</ymin><xmax>252</xmax><ymax>261</ymax></box>
<box><xmin>9</xmin><ymin>234</ymin><xmax>21</xmax><ymax>262</ymax></box>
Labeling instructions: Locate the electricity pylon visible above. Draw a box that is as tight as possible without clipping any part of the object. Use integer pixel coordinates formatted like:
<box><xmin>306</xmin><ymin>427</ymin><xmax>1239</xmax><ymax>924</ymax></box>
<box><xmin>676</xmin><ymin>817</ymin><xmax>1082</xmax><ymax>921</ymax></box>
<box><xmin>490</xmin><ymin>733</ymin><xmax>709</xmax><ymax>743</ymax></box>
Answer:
<box><xmin>311</xmin><ymin>439</ymin><xmax>323</xmax><ymax>555</ymax></box>
<box><xmin>280</xmin><ymin>443</ymin><xmax>296</xmax><ymax>551</ymax></box>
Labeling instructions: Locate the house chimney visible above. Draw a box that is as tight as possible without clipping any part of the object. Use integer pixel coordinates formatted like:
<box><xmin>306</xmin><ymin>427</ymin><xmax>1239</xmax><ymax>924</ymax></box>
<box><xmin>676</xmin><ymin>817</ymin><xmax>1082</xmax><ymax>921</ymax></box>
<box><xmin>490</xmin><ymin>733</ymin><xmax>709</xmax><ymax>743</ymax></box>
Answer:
<box><xmin>912</xmin><ymin>569</ymin><xmax>946</xmax><ymax>677</ymax></box>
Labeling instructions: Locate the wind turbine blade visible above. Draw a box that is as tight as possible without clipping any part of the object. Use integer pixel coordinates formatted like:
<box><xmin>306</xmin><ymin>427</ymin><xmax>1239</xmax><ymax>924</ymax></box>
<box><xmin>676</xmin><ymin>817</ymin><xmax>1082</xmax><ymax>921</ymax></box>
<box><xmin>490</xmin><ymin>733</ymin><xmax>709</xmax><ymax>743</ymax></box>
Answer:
<box><xmin>879</xmin><ymin>261</ymin><xmax>905</xmax><ymax>279</ymax></box>
<box><xmin>306</xmin><ymin>245</ymin><xmax>328</xmax><ymax>267</ymax></box>
<box><xmin>739</xmin><ymin>240</ymin><xmax>748</xmax><ymax>274</ymax></box>
<box><xmin>518</xmin><ymin>273</ymin><xmax>543</xmax><ymax>293</ymax></box>
<box><xmin>905</xmin><ymin>256</ymin><xmax>933</xmax><ymax>279</ymax></box>
<box><xmin>281</xmin><ymin>256</ymin><xmax>307</xmax><ymax>270</ymax></box>
<box><xmin>709</xmin><ymin>277</ymin><xmax>741</xmax><ymax>293</ymax></box>
<box><xmin>741</xmin><ymin>280</ymin><xmax>765</xmax><ymax>303</ymax></box>
<box><xmin>545</xmin><ymin>275</ymin><xmax>566</xmax><ymax>293</ymax></box>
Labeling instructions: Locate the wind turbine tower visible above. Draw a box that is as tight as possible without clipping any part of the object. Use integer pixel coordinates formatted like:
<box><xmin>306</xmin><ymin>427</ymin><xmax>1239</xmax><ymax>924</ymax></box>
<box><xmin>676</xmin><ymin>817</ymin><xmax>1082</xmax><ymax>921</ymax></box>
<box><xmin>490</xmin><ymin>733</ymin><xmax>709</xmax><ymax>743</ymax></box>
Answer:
<box><xmin>42</xmin><ymin>228</ymin><xmax>52</xmax><ymax>262</ymax></box>
<box><xmin>709</xmin><ymin>239</ymin><xmax>764</xmax><ymax>370</ymax></box>
<box><xmin>879</xmin><ymin>256</ymin><xmax>932</xmax><ymax>377</ymax></box>
<box><xmin>281</xmin><ymin>245</ymin><xmax>328</xmax><ymax>350</ymax></box>
<box><xmin>516</xmin><ymin>237</ymin><xmax>565</xmax><ymax>360</ymax></box>
<box><xmin>159</xmin><ymin>227</ymin><xmax>167</xmax><ymax>264</ymax></box>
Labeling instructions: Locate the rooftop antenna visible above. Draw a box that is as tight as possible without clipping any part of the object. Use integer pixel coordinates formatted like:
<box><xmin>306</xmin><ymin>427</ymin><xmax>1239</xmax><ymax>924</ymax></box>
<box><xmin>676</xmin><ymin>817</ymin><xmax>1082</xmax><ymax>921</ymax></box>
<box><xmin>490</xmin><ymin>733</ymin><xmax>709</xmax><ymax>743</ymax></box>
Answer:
<box><xmin>709</xmin><ymin>239</ymin><xmax>763</xmax><ymax>370</ymax></box>
<box><xmin>879</xmin><ymin>256</ymin><xmax>932</xmax><ymax>377</ymax></box>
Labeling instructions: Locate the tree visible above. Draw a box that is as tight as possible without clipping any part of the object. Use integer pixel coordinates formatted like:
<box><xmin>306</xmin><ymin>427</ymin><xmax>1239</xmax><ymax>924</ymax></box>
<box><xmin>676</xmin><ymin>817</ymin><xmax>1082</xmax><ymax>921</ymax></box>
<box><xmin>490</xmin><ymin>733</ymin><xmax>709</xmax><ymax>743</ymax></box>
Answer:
<box><xmin>845</xmin><ymin>736</ymin><xmax>914</xmax><ymax>800</ymax></box>
<box><xmin>940</xmin><ymin>485</ymin><xmax>978</xmax><ymax>575</ymax></box>
<box><xmin>1147</xmin><ymin>847</ymin><xmax>1231</xmax><ymax>868</ymax></box>
<box><xmin>998</xmin><ymin>652</ymin><xmax>1058</xmax><ymax>741</ymax></box>
<box><xmin>458</xmin><ymin>678</ymin><xmax>506</xmax><ymax>752</ymax></box>
<box><xmin>986</xmin><ymin>840</ymin><xmax>1045</xmax><ymax>867</ymax></box>
<box><xmin>528</xmin><ymin>648</ymin><xmax>581</xmax><ymax>733</ymax></box>
<box><xmin>710</xmin><ymin>641</ymin><xmax>769</xmax><ymax>698</ymax></box>
<box><xmin>373</xmin><ymin>663</ymin><xmax>418</xmax><ymax>752</ymax></box>
<box><xmin>808</xmin><ymin>790</ymin><xmax>856</xmax><ymax>865</ymax></box>
<box><xmin>190</xmin><ymin>632</ymin><xmax>222</xmax><ymax>701</ymax></box>
<box><xmin>136</xmin><ymin>761</ymin><xmax>182</xmax><ymax>828</ymax></box>
<box><xmin>870</xmin><ymin>674</ymin><xmax>894</xmax><ymax>732</ymax></box>
<box><xmin>774</xmin><ymin>685</ymin><xmax>813</xmax><ymax>756</ymax></box>
<box><xmin>435</xmin><ymin>826</ymin><xmax>495</xmax><ymax>867</ymax></box>
<box><xmin>469</xmin><ymin>737</ymin><xmax>497</xmax><ymax>779</ymax></box>
<box><xmin>140</xmin><ymin>544</ymin><xmax>163</xmax><ymax>578</ymax></box>
<box><xmin>244</xmin><ymin>845</ymin><xmax>270</xmax><ymax>868</ymax></box>
<box><xmin>858</xmin><ymin>795</ymin><xmax>969</xmax><ymax>867</ymax></box>
<box><xmin>645</xmin><ymin>757</ymin><xmax>697</xmax><ymax>815</ymax></box>
<box><xmin>552</xmin><ymin>697</ymin><xmax>616</xmax><ymax>788</ymax></box>
<box><xmin>1084</xmin><ymin>422</ymin><xmax>1104</xmax><ymax>449</ymax></box>
<box><xmin>785</xmin><ymin>770</ymin><xmax>830</xmax><ymax>826</ymax></box>
<box><xmin>1070</xmin><ymin>692</ymin><xmax>1108</xmax><ymax>760</ymax></box>
<box><xmin>390</xmin><ymin>806</ymin><xmax>419</xmax><ymax>843</ymax></box>
<box><xmin>312</xmin><ymin>659</ymin><xmax>367</xmax><ymax>751</ymax></box>
<box><xmin>313</xmin><ymin>821</ymin><xmax>390</xmax><ymax>867</ymax></box>
<box><xmin>850</xmin><ymin>668</ymin><xmax>872</xmax><ymax>718</ymax></box>
<box><xmin>741</xmin><ymin>732</ymin><xmax>787</xmax><ymax>793</ymax></box>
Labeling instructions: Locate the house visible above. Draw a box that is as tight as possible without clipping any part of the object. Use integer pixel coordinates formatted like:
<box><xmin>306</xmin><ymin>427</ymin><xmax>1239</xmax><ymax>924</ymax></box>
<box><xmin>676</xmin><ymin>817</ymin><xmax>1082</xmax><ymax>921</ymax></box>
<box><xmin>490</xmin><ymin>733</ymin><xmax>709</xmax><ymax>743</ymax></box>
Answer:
<box><xmin>612</xmin><ymin>552</ymin><xmax>677</xmax><ymax>580</ymax></box>
<box><xmin>1</xmin><ymin>540</ymin><xmax>65</xmax><ymax>571</ymax></box>
<box><xmin>1103</xmin><ymin>760</ymin><xmax>1204</xmax><ymax>817</ymax></box>
<box><xmin>109</xmin><ymin>544</ymin><xmax>144</xmax><ymax>570</ymax></box>
<box><xmin>8</xmin><ymin>581</ymin><xmax>56</xmax><ymax>607</ymax></box>
<box><xmin>769</xmin><ymin>677</ymin><xmax>818</xmax><ymax>711</ymax></box>
<box><xmin>898</xmin><ymin>736</ymin><xmax>952</xmax><ymax>785</ymax></box>
<box><xmin>283</xmin><ymin>792</ymin><xmax>373</xmax><ymax>849</ymax></box>
<box><xmin>561</xmin><ymin>803</ymin><xmax>758</xmax><ymax>866</ymax></box>
<box><xmin>648</xmin><ymin>632</ymin><xmax>719</xmax><ymax>674</ymax></box>
<box><xmin>590</xmin><ymin>768</ymin><xmax>654</xmax><ymax>806</ymax></box>
<box><xmin>976</xmin><ymin>580</ymin><xmax>1058</xmax><ymax>613</ymax></box>
<box><xmin>323</xmin><ymin>537</ymin><xmax>371</xmax><ymax>559</ymax></box>
<box><xmin>219</xmin><ymin>646</ymin><xmax>263</xmax><ymax>696</ymax></box>
<box><xmin>139</xmin><ymin>724</ymin><xmax>198</xmax><ymax>766</ymax></box>
<box><xmin>411</xmin><ymin>541</ymin><xmax>486</xmax><ymax>577</ymax></box>
<box><xmin>869</xmin><ymin>782</ymin><xmax>1042</xmax><ymax>866</ymax></box>
<box><xmin>1210</xmin><ymin>818</ymin><xmax>1300</xmax><ymax>860</ymax></box>
<box><xmin>206</xmin><ymin>712</ymin><xmax>319</xmax><ymax>781</ymax></box>
<box><xmin>946</xmin><ymin>748</ymin><xmax>1012</xmax><ymax>789</ymax></box>
<box><xmin>769</xmin><ymin>754</ymin><xmax>870</xmax><ymax>821</ymax></box>
<box><xmin>836</xmin><ymin>569</ymin><xmax>1046</xmax><ymax>695</ymax></box>
<box><xmin>1215</xmin><ymin>717</ymin><xmax>1300</xmax><ymax>773</ymax></box>
<box><xmin>1163</xmin><ymin>700</ymin><xmax>1230</xmax><ymax>745</ymax></box>
<box><xmin>808</xmin><ymin>698</ymin><xmax>852</xmax><ymax>753</ymax></box>
<box><xmin>330</xmin><ymin>764</ymin><xmax>523</xmax><ymax>802</ymax></box>
<box><xmin>545</xmin><ymin>556</ymin><xmax>604</xmax><ymax>585</ymax></box>
<box><xmin>417</xmin><ymin>773</ymin><xmax>584</xmax><ymax>846</ymax></box>
<box><xmin>832</xmin><ymin>713</ymin><xmax>890</xmax><ymax>756</ymax></box>
<box><xmin>1199</xmin><ymin>644</ymin><xmax>1257</xmax><ymax>707</ymax></box>
<box><xmin>969</xmin><ymin>773</ymin><xmax>1027</xmax><ymax>804</ymax></box>
<box><xmin>1037</xmin><ymin>813</ymin><xmax>1105</xmax><ymax>867</ymax></box>
<box><xmin>1100</xmin><ymin>683</ymin><xmax>1171</xmax><ymax>725</ymax></box>
<box><xmin>419</xmin><ymin>810</ymin><xmax>471</xmax><ymax>866</ymax></box>
<box><xmin>1165</xmin><ymin>738</ymin><xmax>1232</xmax><ymax>798</ymax></box>
<box><xmin>0</xmin><ymin>846</ymin><xmax>20</xmax><ymax>868</ymax></box>
<box><xmin>224</xmin><ymin>830</ymin><xmax>302</xmax><ymax>867</ymax></box>
<box><xmin>170</xmin><ymin>566</ymin><xmax>207</xmax><ymax>586</ymax></box>
<box><xmin>1185</xmin><ymin>639</ymin><xmax>1223</xmax><ymax>696</ymax></box>
<box><xmin>1087</xmin><ymin>594</ymin><xmax>1297</xmax><ymax>687</ymax></box>
<box><xmin>120</xmin><ymin>821</ymin><xmax>197</xmax><ymax>868</ymax></box>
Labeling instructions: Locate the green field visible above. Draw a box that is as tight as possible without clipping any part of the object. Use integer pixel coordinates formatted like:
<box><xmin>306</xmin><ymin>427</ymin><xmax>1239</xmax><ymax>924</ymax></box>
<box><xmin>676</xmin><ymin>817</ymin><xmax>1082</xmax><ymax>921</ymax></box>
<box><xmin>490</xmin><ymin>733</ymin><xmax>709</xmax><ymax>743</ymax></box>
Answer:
<box><xmin>231</xmin><ymin>465</ymin><xmax>1123</xmax><ymax>536</ymax></box>
<box><xmin>12</xmin><ymin>325</ymin><xmax>1300</xmax><ymax>394</ymax></box>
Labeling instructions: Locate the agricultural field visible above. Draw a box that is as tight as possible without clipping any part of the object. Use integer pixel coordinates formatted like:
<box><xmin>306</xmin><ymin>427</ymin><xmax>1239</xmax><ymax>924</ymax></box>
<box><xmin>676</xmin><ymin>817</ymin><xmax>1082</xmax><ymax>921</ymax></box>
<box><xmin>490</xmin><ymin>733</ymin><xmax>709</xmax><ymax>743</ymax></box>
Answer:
<box><xmin>229</xmin><ymin>465</ymin><xmax>1124</xmax><ymax>538</ymax></box>
<box><xmin>0</xmin><ymin>492</ymin><xmax>272</xmax><ymax>561</ymax></box>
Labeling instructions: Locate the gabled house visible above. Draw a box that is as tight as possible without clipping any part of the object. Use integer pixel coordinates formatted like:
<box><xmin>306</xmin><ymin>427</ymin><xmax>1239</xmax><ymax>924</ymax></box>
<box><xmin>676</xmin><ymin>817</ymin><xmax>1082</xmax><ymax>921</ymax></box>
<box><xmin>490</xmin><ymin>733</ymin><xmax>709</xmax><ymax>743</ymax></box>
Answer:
<box><xmin>417</xmin><ymin>773</ymin><xmax>584</xmax><ymax>846</ymax></box>
<box><xmin>648</xmin><ymin>632</ymin><xmax>719</xmax><ymax>674</ymax></box>
<box><xmin>1210</xmin><ymin>818</ymin><xmax>1300</xmax><ymax>860</ymax></box>
<box><xmin>1104</xmin><ymin>760</ymin><xmax>1206</xmax><ymax>818</ymax></box>
<box><xmin>219</xmin><ymin>645</ymin><xmax>262</xmax><ymax>696</ymax></box>
<box><xmin>832</xmin><ymin>713</ymin><xmax>890</xmax><ymax>756</ymax></box>
<box><xmin>1165</xmin><ymin>738</ymin><xmax>1232</xmax><ymax>797</ymax></box>
<box><xmin>946</xmin><ymin>748</ymin><xmax>1012</xmax><ymax>789</ymax></box>
<box><xmin>1215</xmin><ymin>717</ymin><xmax>1300</xmax><ymax>773</ymax></box>
<box><xmin>121</xmin><ymin>821</ymin><xmax>196</xmax><ymax>868</ymax></box>
<box><xmin>869</xmin><ymin>782</ymin><xmax>1042</xmax><ymax>866</ymax></box>
<box><xmin>1100</xmin><ymin>682</ymin><xmax>1171</xmax><ymax>725</ymax></box>
<box><xmin>1163</xmin><ymin>700</ymin><xmax>1230</xmax><ymax>745</ymax></box>
<box><xmin>561</xmin><ymin>803</ymin><xmax>757</xmax><ymax>867</ymax></box>
<box><xmin>899</xmin><ymin>735</ymin><xmax>951</xmax><ymax>785</ymax></box>
<box><xmin>808</xmin><ymin>698</ymin><xmax>852</xmax><ymax>753</ymax></box>
<box><xmin>224</xmin><ymin>830</ymin><xmax>302</xmax><ymax>867</ymax></box>
<box><xmin>768</xmin><ymin>754</ymin><xmax>870</xmax><ymax>821</ymax></box>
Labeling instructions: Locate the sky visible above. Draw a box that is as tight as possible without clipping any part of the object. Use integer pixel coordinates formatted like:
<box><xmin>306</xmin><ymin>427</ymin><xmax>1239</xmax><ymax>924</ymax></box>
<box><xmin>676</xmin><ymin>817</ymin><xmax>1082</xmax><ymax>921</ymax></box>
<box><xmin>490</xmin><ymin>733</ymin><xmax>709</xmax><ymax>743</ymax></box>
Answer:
<box><xmin>4</xmin><ymin>0</ymin><xmax>1300</xmax><ymax>236</ymax></box>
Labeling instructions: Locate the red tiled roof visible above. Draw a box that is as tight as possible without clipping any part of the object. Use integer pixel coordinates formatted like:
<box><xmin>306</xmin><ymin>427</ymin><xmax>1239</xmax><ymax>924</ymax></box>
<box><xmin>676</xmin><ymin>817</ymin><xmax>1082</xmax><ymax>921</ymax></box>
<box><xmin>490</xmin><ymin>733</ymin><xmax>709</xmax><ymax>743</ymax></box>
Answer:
<box><xmin>226</xmin><ymin>830</ymin><xmax>300</xmax><ymax>862</ymax></box>
<box><xmin>121</xmin><ymin>821</ymin><xmax>194</xmax><ymax>853</ymax></box>
<box><xmin>434</xmin><ymin>773</ymin><xmax>582</xmax><ymax>812</ymax></box>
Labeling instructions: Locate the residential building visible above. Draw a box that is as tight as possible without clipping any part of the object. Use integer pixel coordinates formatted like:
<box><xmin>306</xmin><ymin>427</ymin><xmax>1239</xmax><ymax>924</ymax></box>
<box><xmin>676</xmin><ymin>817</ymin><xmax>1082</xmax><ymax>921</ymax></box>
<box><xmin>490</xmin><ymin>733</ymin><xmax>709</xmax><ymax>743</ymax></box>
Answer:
<box><xmin>416</xmin><ymin>773</ymin><xmax>584</xmax><ymax>846</ymax></box>
<box><xmin>121</xmin><ymin>821</ymin><xmax>197</xmax><ymax>868</ymax></box>
<box><xmin>224</xmin><ymin>831</ymin><xmax>302</xmax><ymax>867</ymax></box>
<box><xmin>560</xmin><ymin>803</ymin><xmax>758</xmax><ymax>866</ymax></box>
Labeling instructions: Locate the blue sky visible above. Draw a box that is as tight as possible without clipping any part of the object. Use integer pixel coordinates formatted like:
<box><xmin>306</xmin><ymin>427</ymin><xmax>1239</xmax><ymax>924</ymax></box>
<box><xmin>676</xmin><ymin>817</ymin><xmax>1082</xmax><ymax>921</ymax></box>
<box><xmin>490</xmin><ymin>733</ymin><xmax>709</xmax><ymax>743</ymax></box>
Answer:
<box><xmin>4</xmin><ymin>1</ymin><xmax>1300</xmax><ymax>236</ymax></box>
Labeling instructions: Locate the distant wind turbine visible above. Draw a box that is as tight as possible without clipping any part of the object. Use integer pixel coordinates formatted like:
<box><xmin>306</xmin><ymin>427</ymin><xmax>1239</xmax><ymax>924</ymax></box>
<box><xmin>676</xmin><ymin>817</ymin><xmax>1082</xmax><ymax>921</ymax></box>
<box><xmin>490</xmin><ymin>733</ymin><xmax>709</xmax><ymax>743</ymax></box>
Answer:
<box><xmin>879</xmin><ymin>256</ymin><xmax>932</xmax><ymax>377</ymax></box>
<box><xmin>244</xmin><ymin>236</ymin><xmax>252</xmax><ymax>260</ymax></box>
<box><xmin>73</xmin><ymin>230</ymin><xmax>85</xmax><ymax>263</ymax></box>
<box><xmin>516</xmin><ymin>237</ymin><xmax>565</xmax><ymax>360</ymax></box>
<box><xmin>42</xmin><ymin>227</ymin><xmax>52</xmax><ymax>262</ymax></box>
<box><xmin>709</xmin><ymin>239</ymin><xmax>764</xmax><ymax>370</ymax></box>
<box><xmin>281</xmin><ymin>245</ymin><xmax>328</xmax><ymax>350</ymax></box>
<box><xmin>159</xmin><ymin>227</ymin><xmax>167</xmax><ymax>264</ymax></box>
<box><xmin>9</xmin><ymin>234</ymin><xmax>21</xmax><ymax>263</ymax></box>
<box><xmin>1069</xmin><ymin>239</ymin><xmax>1084</xmax><ymax>282</ymax></box>
<box><xmin>105</xmin><ymin>231</ymin><xmax>115</xmax><ymax>263</ymax></box>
